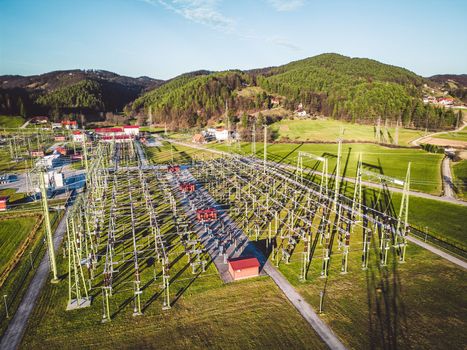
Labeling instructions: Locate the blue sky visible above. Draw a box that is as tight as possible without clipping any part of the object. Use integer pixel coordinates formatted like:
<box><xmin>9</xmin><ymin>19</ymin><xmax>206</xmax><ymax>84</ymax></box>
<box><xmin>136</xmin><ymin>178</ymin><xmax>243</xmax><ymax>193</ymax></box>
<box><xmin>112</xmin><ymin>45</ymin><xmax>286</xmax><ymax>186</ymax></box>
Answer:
<box><xmin>1</xmin><ymin>0</ymin><xmax>466</xmax><ymax>79</ymax></box>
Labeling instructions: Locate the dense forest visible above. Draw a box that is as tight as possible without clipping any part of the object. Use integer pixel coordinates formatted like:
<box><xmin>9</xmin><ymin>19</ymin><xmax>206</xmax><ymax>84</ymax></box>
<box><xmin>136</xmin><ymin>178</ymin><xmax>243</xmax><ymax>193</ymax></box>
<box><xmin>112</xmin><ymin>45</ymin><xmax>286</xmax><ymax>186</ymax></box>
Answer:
<box><xmin>129</xmin><ymin>71</ymin><xmax>271</xmax><ymax>128</ymax></box>
<box><xmin>257</xmin><ymin>53</ymin><xmax>457</xmax><ymax>129</ymax></box>
<box><xmin>0</xmin><ymin>70</ymin><xmax>160</xmax><ymax>120</ymax></box>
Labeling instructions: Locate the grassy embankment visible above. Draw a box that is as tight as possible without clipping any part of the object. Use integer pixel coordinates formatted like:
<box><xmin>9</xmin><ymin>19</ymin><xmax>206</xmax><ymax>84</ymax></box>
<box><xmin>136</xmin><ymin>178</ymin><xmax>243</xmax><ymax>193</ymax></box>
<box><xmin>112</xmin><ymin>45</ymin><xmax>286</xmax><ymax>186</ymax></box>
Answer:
<box><xmin>0</xmin><ymin>115</ymin><xmax>25</xmax><ymax>129</ymax></box>
<box><xmin>433</xmin><ymin>130</ymin><xmax>467</xmax><ymax>142</ymax></box>
<box><xmin>270</xmin><ymin>119</ymin><xmax>425</xmax><ymax>145</ymax></box>
<box><xmin>0</xmin><ymin>216</ymin><xmax>38</xmax><ymax>276</ymax></box>
<box><xmin>452</xmin><ymin>160</ymin><xmax>467</xmax><ymax>200</ymax></box>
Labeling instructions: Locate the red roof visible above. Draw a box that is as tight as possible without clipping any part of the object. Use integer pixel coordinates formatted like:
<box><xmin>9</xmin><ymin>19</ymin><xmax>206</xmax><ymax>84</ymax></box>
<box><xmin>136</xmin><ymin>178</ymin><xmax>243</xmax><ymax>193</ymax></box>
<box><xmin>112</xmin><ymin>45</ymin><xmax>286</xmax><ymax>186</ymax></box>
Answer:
<box><xmin>228</xmin><ymin>257</ymin><xmax>260</xmax><ymax>270</ymax></box>
<box><xmin>101</xmin><ymin>135</ymin><xmax>132</xmax><ymax>140</ymax></box>
<box><xmin>62</xmin><ymin>120</ymin><xmax>77</xmax><ymax>125</ymax></box>
<box><xmin>95</xmin><ymin>127</ymin><xmax>124</xmax><ymax>133</ymax></box>
<box><xmin>123</xmin><ymin>125</ymin><xmax>139</xmax><ymax>129</ymax></box>
<box><xmin>72</xmin><ymin>131</ymin><xmax>82</xmax><ymax>135</ymax></box>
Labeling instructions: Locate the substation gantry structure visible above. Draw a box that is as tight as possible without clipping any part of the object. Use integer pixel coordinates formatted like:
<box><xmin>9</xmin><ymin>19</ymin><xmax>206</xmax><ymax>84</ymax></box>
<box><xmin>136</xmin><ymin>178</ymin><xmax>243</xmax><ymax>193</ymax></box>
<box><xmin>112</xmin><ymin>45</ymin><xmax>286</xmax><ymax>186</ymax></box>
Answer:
<box><xmin>190</xmin><ymin>148</ymin><xmax>411</xmax><ymax>281</ymax></box>
<box><xmin>65</xmin><ymin>139</ymin><xmax>208</xmax><ymax>321</ymax></box>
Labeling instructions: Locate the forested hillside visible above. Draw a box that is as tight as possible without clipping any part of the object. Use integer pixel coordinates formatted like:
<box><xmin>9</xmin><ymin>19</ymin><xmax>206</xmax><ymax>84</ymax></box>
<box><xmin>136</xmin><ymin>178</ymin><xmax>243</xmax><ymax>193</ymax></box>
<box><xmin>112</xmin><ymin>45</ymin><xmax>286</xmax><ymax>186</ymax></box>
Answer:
<box><xmin>130</xmin><ymin>53</ymin><xmax>458</xmax><ymax>130</ymax></box>
<box><xmin>0</xmin><ymin>70</ymin><xmax>161</xmax><ymax>119</ymax></box>
<box><xmin>129</xmin><ymin>71</ymin><xmax>270</xmax><ymax>128</ymax></box>
<box><xmin>257</xmin><ymin>53</ymin><xmax>457</xmax><ymax>129</ymax></box>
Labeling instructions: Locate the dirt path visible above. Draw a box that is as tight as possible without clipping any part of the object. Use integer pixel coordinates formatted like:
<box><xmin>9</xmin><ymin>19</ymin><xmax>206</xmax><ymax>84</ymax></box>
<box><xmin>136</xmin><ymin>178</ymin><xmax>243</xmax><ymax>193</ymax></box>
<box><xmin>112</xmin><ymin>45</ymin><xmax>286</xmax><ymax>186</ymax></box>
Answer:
<box><xmin>0</xmin><ymin>194</ymin><xmax>75</xmax><ymax>350</ymax></box>
<box><xmin>410</xmin><ymin>121</ymin><xmax>467</xmax><ymax>147</ymax></box>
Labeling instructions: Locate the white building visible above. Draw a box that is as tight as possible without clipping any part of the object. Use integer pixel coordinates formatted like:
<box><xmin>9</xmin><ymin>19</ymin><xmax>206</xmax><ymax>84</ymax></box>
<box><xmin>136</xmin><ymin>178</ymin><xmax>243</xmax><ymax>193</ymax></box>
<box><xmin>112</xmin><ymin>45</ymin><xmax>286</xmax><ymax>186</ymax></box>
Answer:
<box><xmin>123</xmin><ymin>125</ymin><xmax>140</xmax><ymax>136</ymax></box>
<box><xmin>36</xmin><ymin>154</ymin><xmax>61</xmax><ymax>169</ymax></box>
<box><xmin>72</xmin><ymin>131</ymin><xmax>86</xmax><ymax>143</ymax></box>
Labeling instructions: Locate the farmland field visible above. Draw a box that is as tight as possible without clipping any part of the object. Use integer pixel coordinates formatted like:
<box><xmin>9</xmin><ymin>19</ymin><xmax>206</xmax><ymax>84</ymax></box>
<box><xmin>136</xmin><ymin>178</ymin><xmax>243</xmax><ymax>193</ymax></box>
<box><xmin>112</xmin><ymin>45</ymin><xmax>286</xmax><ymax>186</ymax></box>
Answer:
<box><xmin>209</xmin><ymin>141</ymin><xmax>443</xmax><ymax>194</ymax></box>
<box><xmin>0</xmin><ymin>215</ymin><xmax>38</xmax><ymax>276</ymax></box>
<box><xmin>21</xmin><ymin>254</ymin><xmax>326</xmax><ymax>349</ymax></box>
<box><xmin>269</xmin><ymin>119</ymin><xmax>425</xmax><ymax>145</ymax></box>
<box><xmin>452</xmin><ymin>160</ymin><xmax>467</xmax><ymax>200</ymax></box>
<box><xmin>0</xmin><ymin>116</ymin><xmax>25</xmax><ymax>129</ymax></box>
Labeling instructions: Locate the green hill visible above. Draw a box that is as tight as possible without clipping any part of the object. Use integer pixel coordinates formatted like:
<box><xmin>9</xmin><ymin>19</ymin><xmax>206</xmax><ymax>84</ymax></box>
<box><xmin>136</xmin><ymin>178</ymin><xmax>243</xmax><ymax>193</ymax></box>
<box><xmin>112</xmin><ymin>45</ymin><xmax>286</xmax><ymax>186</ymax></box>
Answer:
<box><xmin>257</xmin><ymin>53</ymin><xmax>456</xmax><ymax>129</ymax></box>
<box><xmin>129</xmin><ymin>71</ymin><xmax>270</xmax><ymax>128</ymax></box>
<box><xmin>132</xmin><ymin>53</ymin><xmax>457</xmax><ymax>130</ymax></box>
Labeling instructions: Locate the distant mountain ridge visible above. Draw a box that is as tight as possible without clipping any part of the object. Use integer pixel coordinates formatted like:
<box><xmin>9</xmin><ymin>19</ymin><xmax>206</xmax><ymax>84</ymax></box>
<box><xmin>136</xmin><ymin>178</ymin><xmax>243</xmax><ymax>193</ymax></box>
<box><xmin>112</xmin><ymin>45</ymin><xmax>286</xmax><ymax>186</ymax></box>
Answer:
<box><xmin>428</xmin><ymin>74</ymin><xmax>467</xmax><ymax>87</ymax></box>
<box><xmin>0</xmin><ymin>54</ymin><xmax>463</xmax><ymax>130</ymax></box>
<box><xmin>0</xmin><ymin>69</ymin><xmax>163</xmax><ymax>118</ymax></box>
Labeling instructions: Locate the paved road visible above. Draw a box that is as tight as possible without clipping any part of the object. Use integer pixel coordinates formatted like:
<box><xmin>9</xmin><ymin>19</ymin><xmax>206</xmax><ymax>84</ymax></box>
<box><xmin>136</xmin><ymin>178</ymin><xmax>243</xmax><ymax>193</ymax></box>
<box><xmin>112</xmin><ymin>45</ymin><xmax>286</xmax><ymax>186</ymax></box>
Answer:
<box><xmin>263</xmin><ymin>262</ymin><xmax>346</xmax><ymax>350</ymax></box>
<box><xmin>168</xmin><ymin>139</ymin><xmax>467</xmax><ymax>207</ymax></box>
<box><xmin>0</xmin><ymin>194</ymin><xmax>74</xmax><ymax>350</ymax></box>
<box><xmin>19</xmin><ymin>120</ymin><xmax>30</xmax><ymax>129</ymax></box>
<box><xmin>406</xmin><ymin>235</ymin><xmax>467</xmax><ymax>270</ymax></box>
<box><xmin>441</xmin><ymin>156</ymin><xmax>455</xmax><ymax>198</ymax></box>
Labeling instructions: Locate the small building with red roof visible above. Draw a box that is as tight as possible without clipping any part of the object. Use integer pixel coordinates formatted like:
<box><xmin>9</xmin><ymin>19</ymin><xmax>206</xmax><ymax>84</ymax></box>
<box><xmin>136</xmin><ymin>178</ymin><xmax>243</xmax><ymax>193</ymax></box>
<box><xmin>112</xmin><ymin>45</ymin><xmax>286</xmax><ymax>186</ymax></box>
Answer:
<box><xmin>0</xmin><ymin>196</ymin><xmax>9</xmax><ymax>211</ymax></box>
<box><xmin>228</xmin><ymin>257</ymin><xmax>260</xmax><ymax>281</ymax></box>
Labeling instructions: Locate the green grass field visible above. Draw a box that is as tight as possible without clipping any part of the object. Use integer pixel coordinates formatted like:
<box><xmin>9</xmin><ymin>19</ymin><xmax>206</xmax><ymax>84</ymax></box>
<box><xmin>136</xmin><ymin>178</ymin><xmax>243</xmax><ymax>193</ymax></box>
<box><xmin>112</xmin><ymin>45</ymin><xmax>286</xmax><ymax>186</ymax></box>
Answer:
<box><xmin>452</xmin><ymin>160</ymin><xmax>467</xmax><ymax>200</ymax></box>
<box><xmin>0</xmin><ymin>116</ymin><xmax>25</xmax><ymax>129</ymax></box>
<box><xmin>433</xmin><ymin>130</ymin><xmax>467</xmax><ymax>142</ymax></box>
<box><xmin>0</xmin><ymin>216</ymin><xmax>38</xmax><ymax>276</ymax></box>
<box><xmin>21</xmin><ymin>224</ymin><xmax>326</xmax><ymax>349</ymax></box>
<box><xmin>270</xmin><ymin>119</ymin><xmax>425</xmax><ymax>145</ymax></box>
<box><xmin>195</xmin><ymin>158</ymin><xmax>467</xmax><ymax>350</ymax></box>
<box><xmin>279</xmin><ymin>243</ymin><xmax>467</xmax><ymax>349</ymax></box>
<box><xmin>144</xmin><ymin>142</ymin><xmax>220</xmax><ymax>164</ymax></box>
<box><xmin>210</xmin><ymin>142</ymin><xmax>442</xmax><ymax>194</ymax></box>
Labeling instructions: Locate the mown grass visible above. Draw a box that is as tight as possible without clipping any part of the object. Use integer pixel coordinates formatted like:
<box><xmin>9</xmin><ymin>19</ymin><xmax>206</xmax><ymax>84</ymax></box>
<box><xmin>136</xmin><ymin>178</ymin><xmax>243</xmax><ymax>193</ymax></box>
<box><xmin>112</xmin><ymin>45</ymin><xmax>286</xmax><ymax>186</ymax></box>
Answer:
<box><xmin>278</xmin><ymin>243</ymin><xmax>467</xmax><ymax>350</ymax></box>
<box><xmin>0</xmin><ymin>216</ymin><xmax>38</xmax><ymax>276</ymax></box>
<box><xmin>144</xmin><ymin>142</ymin><xmax>220</xmax><ymax>164</ymax></box>
<box><xmin>270</xmin><ymin>119</ymin><xmax>425</xmax><ymax>145</ymax></box>
<box><xmin>433</xmin><ymin>130</ymin><xmax>467</xmax><ymax>142</ymax></box>
<box><xmin>0</xmin><ymin>115</ymin><xmax>25</xmax><ymax>128</ymax></box>
<box><xmin>21</xmin><ymin>240</ymin><xmax>326</xmax><ymax>349</ymax></box>
<box><xmin>452</xmin><ymin>160</ymin><xmax>467</xmax><ymax>200</ymax></box>
<box><xmin>210</xmin><ymin>142</ymin><xmax>442</xmax><ymax>194</ymax></box>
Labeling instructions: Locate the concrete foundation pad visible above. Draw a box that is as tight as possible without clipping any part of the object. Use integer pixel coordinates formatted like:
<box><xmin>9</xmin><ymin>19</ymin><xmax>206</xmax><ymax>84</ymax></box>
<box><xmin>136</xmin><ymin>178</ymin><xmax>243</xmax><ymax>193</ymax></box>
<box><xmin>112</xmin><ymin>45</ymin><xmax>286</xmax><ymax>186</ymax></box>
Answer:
<box><xmin>66</xmin><ymin>297</ymin><xmax>92</xmax><ymax>311</ymax></box>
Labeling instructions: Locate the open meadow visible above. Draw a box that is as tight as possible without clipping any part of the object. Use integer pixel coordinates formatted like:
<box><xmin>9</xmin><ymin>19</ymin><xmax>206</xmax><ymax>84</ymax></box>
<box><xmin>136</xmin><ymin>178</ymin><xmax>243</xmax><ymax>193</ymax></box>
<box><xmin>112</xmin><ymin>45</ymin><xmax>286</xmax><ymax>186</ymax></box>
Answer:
<box><xmin>269</xmin><ymin>119</ymin><xmax>425</xmax><ymax>145</ymax></box>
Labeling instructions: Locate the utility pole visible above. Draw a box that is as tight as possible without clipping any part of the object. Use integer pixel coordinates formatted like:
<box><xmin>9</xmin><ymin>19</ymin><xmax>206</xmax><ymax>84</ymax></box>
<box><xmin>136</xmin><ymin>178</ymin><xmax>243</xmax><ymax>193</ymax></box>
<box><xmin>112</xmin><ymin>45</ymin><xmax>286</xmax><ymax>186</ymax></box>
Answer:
<box><xmin>376</xmin><ymin>117</ymin><xmax>381</xmax><ymax>143</ymax></box>
<box><xmin>333</xmin><ymin>139</ymin><xmax>342</xmax><ymax>210</ymax></box>
<box><xmin>263</xmin><ymin>124</ymin><xmax>267</xmax><ymax>173</ymax></box>
<box><xmin>148</xmin><ymin>105</ymin><xmax>153</xmax><ymax>126</ymax></box>
<box><xmin>252</xmin><ymin>121</ymin><xmax>256</xmax><ymax>156</ymax></box>
<box><xmin>395</xmin><ymin>118</ymin><xmax>400</xmax><ymax>146</ymax></box>
<box><xmin>39</xmin><ymin>170</ymin><xmax>58</xmax><ymax>282</ymax></box>
<box><xmin>81</xmin><ymin>131</ymin><xmax>89</xmax><ymax>174</ymax></box>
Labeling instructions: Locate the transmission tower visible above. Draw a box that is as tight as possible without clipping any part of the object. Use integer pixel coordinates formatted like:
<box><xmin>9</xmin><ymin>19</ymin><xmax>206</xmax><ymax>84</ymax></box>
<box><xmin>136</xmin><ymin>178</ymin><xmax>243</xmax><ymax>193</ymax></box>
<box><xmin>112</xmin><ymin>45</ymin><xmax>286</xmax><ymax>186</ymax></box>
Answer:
<box><xmin>39</xmin><ymin>169</ymin><xmax>58</xmax><ymax>282</ymax></box>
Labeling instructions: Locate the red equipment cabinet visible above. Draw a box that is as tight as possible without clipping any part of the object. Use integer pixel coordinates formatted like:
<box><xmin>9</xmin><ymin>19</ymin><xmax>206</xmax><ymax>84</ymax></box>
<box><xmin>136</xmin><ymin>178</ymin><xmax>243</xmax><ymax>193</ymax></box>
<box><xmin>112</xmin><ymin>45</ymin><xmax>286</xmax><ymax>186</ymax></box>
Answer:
<box><xmin>180</xmin><ymin>182</ymin><xmax>195</xmax><ymax>192</ymax></box>
<box><xmin>196</xmin><ymin>208</ymin><xmax>217</xmax><ymax>222</ymax></box>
